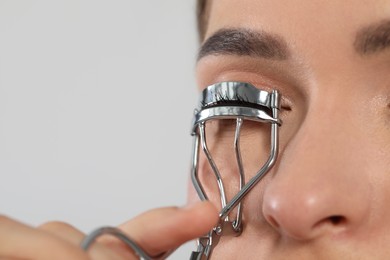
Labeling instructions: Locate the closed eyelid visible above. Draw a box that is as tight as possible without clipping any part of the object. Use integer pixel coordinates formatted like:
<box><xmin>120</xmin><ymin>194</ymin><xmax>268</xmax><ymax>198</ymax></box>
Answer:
<box><xmin>197</xmin><ymin>59</ymin><xmax>303</xmax><ymax>111</ymax></box>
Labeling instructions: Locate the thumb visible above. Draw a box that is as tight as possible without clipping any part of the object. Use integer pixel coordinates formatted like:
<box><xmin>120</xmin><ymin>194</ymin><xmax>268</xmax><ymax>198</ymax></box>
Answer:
<box><xmin>102</xmin><ymin>201</ymin><xmax>218</xmax><ymax>258</ymax></box>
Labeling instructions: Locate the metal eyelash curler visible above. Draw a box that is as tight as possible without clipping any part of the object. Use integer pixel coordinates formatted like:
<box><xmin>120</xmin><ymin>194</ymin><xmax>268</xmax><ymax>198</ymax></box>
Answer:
<box><xmin>80</xmin><ymin>81</ymin><xmax>281</xmax><ymax>260</ymax></box>
<box><xmin>81</xmin><ymin>227</ymin><xmax>174</xmax><ymax>259</ymax></box>
<box><xmin>190</xmin><ymin>81</ymin><xmax>282</xmax><ymax>260</ymax></box>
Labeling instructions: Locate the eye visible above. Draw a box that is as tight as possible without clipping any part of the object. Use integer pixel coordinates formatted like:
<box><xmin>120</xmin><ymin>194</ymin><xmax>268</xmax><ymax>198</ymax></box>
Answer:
<box><xmin>281</xmin><ymin>102</ymin><xmax>292</xmax><ymax>111</ymax></box>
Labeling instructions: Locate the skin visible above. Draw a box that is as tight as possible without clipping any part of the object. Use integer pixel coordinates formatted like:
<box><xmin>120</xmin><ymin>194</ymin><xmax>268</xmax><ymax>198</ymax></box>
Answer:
<box><xmin>0</xmin><ymin>202</ymin><xmax>218</xmax><ymax>259</ymax></box>
<box><xmin>1</xmin><ymin>1</ymin><xmax>390</xmax><ymax>259</ymax></box>
<box><xmin>190</xmin><ymin>0</ymin><xmax>390</xmax><ymax>259</ymax></box>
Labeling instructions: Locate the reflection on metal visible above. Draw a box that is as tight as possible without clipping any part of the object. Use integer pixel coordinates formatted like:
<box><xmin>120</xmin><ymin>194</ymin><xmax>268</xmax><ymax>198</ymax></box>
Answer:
<box><xmin>190</xmin><ymin>82</ymin><xmax>282</xmax><ymax>259</ymax></box>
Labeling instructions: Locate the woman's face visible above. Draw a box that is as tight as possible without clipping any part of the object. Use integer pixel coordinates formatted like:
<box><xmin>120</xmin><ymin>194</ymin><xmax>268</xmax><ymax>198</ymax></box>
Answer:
<box><xmin>191</xmin><ymin>0</ymin><xmax>390</xmax><ymax>258</ymax></box>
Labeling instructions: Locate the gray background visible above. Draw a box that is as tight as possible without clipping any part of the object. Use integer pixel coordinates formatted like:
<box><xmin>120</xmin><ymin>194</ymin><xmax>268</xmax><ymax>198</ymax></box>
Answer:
<box><xmin>0</xmin><ymin>1</ymin><xmax>199</xmax><ymax>258</ymax></box>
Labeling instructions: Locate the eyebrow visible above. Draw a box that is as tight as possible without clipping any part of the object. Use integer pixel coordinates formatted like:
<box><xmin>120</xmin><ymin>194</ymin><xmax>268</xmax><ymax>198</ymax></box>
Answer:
<box><xmin>198</xmin><ymin>28</ymin><xmax>290</xmax><ymax>60</ymax></box>
<box><xmin>354</xmin><ymin>20</ymin><xmax>390</xmax><ymax>55</ymax></box>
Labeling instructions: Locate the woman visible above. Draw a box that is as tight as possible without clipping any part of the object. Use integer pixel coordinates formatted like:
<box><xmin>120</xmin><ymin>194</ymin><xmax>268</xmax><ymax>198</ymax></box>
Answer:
<box><xmin>2</xmin><ymin>0</ymin><xmax>390</xmax><ymax>259</ymax></box>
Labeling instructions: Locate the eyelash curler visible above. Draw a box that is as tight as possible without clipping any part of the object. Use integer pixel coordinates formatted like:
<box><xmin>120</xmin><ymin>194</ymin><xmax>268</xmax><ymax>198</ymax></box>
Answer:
<box><xmin>190</xmin><ymin>82</ymin><xmax>282</xmax><ymax>260</ymax></box>
<box><xmin>80</xmin><ymin>81</ymin><xmax>281</xmax><ymax>260</ymax></box>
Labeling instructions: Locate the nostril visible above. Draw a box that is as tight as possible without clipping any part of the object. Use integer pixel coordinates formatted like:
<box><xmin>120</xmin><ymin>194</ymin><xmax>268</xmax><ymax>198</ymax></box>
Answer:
<box><xmin>315</xmin><ymin>215</ymin><xmax>347</xmax><ymax>229</ymax></box>
<box><xmin>329</xmin><ymin>215</ymin><xmax>346</xmax><ymax>225</ymax></box>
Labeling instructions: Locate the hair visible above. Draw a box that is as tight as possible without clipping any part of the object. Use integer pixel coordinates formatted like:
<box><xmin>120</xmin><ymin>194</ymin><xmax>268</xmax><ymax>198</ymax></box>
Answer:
<box><xmin>196</xmin><ymin>0</ymin><xmax>209</xmax><ymax>42</ymax></box>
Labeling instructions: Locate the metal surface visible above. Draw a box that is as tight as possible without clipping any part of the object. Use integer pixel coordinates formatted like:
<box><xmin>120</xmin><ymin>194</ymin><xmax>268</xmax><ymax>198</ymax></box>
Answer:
<box><xmin>197</xmin><ymin>82</ymin><xmax>274</xmax><ymax>109</ymax></box>
<box><xmin>190</xmin><ymin>82</ymin><xmax>282</xmax><ymax>259</ymax></box>
<box><xmin>81</xmin><ymin>226</ymin><xmax>174</xmax><ymax>260</ymax></box>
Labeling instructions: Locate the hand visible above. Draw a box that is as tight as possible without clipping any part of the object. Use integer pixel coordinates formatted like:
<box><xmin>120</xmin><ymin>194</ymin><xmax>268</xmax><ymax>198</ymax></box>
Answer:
<box><xmin>0</xmin><ymin>201</ymin><xmax>218</xmax><ymax>260</ymax></box>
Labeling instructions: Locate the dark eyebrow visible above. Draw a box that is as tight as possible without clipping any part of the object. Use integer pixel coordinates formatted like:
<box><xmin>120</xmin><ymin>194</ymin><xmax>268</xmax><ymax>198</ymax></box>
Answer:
<box><xmin>354</xmin><ymin>20</ymin><xmax>390</xmax><ymax>55</ymax></box>
<box><xmin>198</xmin><ymin>28</ymin><xmax>290</xmax><ymax>61</ymax></box>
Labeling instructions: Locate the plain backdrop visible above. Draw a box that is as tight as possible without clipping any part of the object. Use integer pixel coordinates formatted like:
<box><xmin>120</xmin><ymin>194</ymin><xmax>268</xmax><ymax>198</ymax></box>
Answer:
<box><xmin>0</xmin><ymin>1</ymin><xmax>199</xmax><ymax>258</ymax></box>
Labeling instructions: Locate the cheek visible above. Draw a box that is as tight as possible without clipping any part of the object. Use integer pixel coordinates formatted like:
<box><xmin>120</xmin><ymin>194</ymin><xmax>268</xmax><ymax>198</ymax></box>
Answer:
<box><xmin>364</xmin><ymin>138</ymin><xmax>390</xmax><ymax>228</ymax></box>
<box><xmin>360</xmin><ymin>98</ymin><xmax>390</xmax><ymax>228</ymax></box>
<box><xmin>187</xmin><ymin>178</ymin><xmax>201</xmax><ymax>205</ymax></box>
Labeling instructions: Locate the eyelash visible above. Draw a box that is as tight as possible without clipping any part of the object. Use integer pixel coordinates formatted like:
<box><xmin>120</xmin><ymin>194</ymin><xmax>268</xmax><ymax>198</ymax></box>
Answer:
<box><xmin>201</xmin><ymin>92</ymin><xmax>269</xmax><ymax>110</ymax></box>
<box><xmin>201</xmin><ymin>89</ymin><xmax>292</xmax><ymax>113</ymax></box>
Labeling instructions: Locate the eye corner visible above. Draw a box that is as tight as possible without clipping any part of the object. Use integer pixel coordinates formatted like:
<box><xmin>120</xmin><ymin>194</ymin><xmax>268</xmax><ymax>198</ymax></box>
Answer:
<box><xmin>279</xmin><ymin>96</ymin><xmax>293</xmax><ymax>112</ymax></box>
<box><xmin>281</xmin><ymin>104</ymin><xmax>292</xmax><ymax>111</ymax></box>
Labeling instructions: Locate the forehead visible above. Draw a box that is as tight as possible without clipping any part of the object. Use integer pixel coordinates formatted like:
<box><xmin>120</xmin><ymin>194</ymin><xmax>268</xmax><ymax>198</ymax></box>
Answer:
<box><xmin>201</xmin><ymin>0</ymin><xmax>390</xmax><ymax>84</ymax></box>
<box><xmin>206</xmin><ymin>0</ymin><xmax>390</xmax><ymax>41</ymax></box>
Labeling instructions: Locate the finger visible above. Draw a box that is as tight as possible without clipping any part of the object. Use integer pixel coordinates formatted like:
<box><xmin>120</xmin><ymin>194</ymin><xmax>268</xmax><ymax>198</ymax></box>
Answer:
<box><xmin>38</xmin><ymin>221</ymin><xmax>122</xmax><ymax>260</ymax></box>
<box><xmin>101</xmin><ymin>201</ymin><xmax>218</xmax><ymax>258</ymax></box>
<box><xmin>38</xmin><ymin>221</ymin><xmax>85</xmax><ymax>244</ymax></box>
<box><xmin>0</xmin><ymin>215</ymin><xmax>89</xmax><ymax>260</ymax></box>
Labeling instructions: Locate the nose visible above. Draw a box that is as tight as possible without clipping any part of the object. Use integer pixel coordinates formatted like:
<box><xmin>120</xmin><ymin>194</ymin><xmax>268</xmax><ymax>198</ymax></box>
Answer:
<box><xmin>262</xmin><ymin>107</ymin><xmax>371</xmax><ymax>240</ymax></box>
